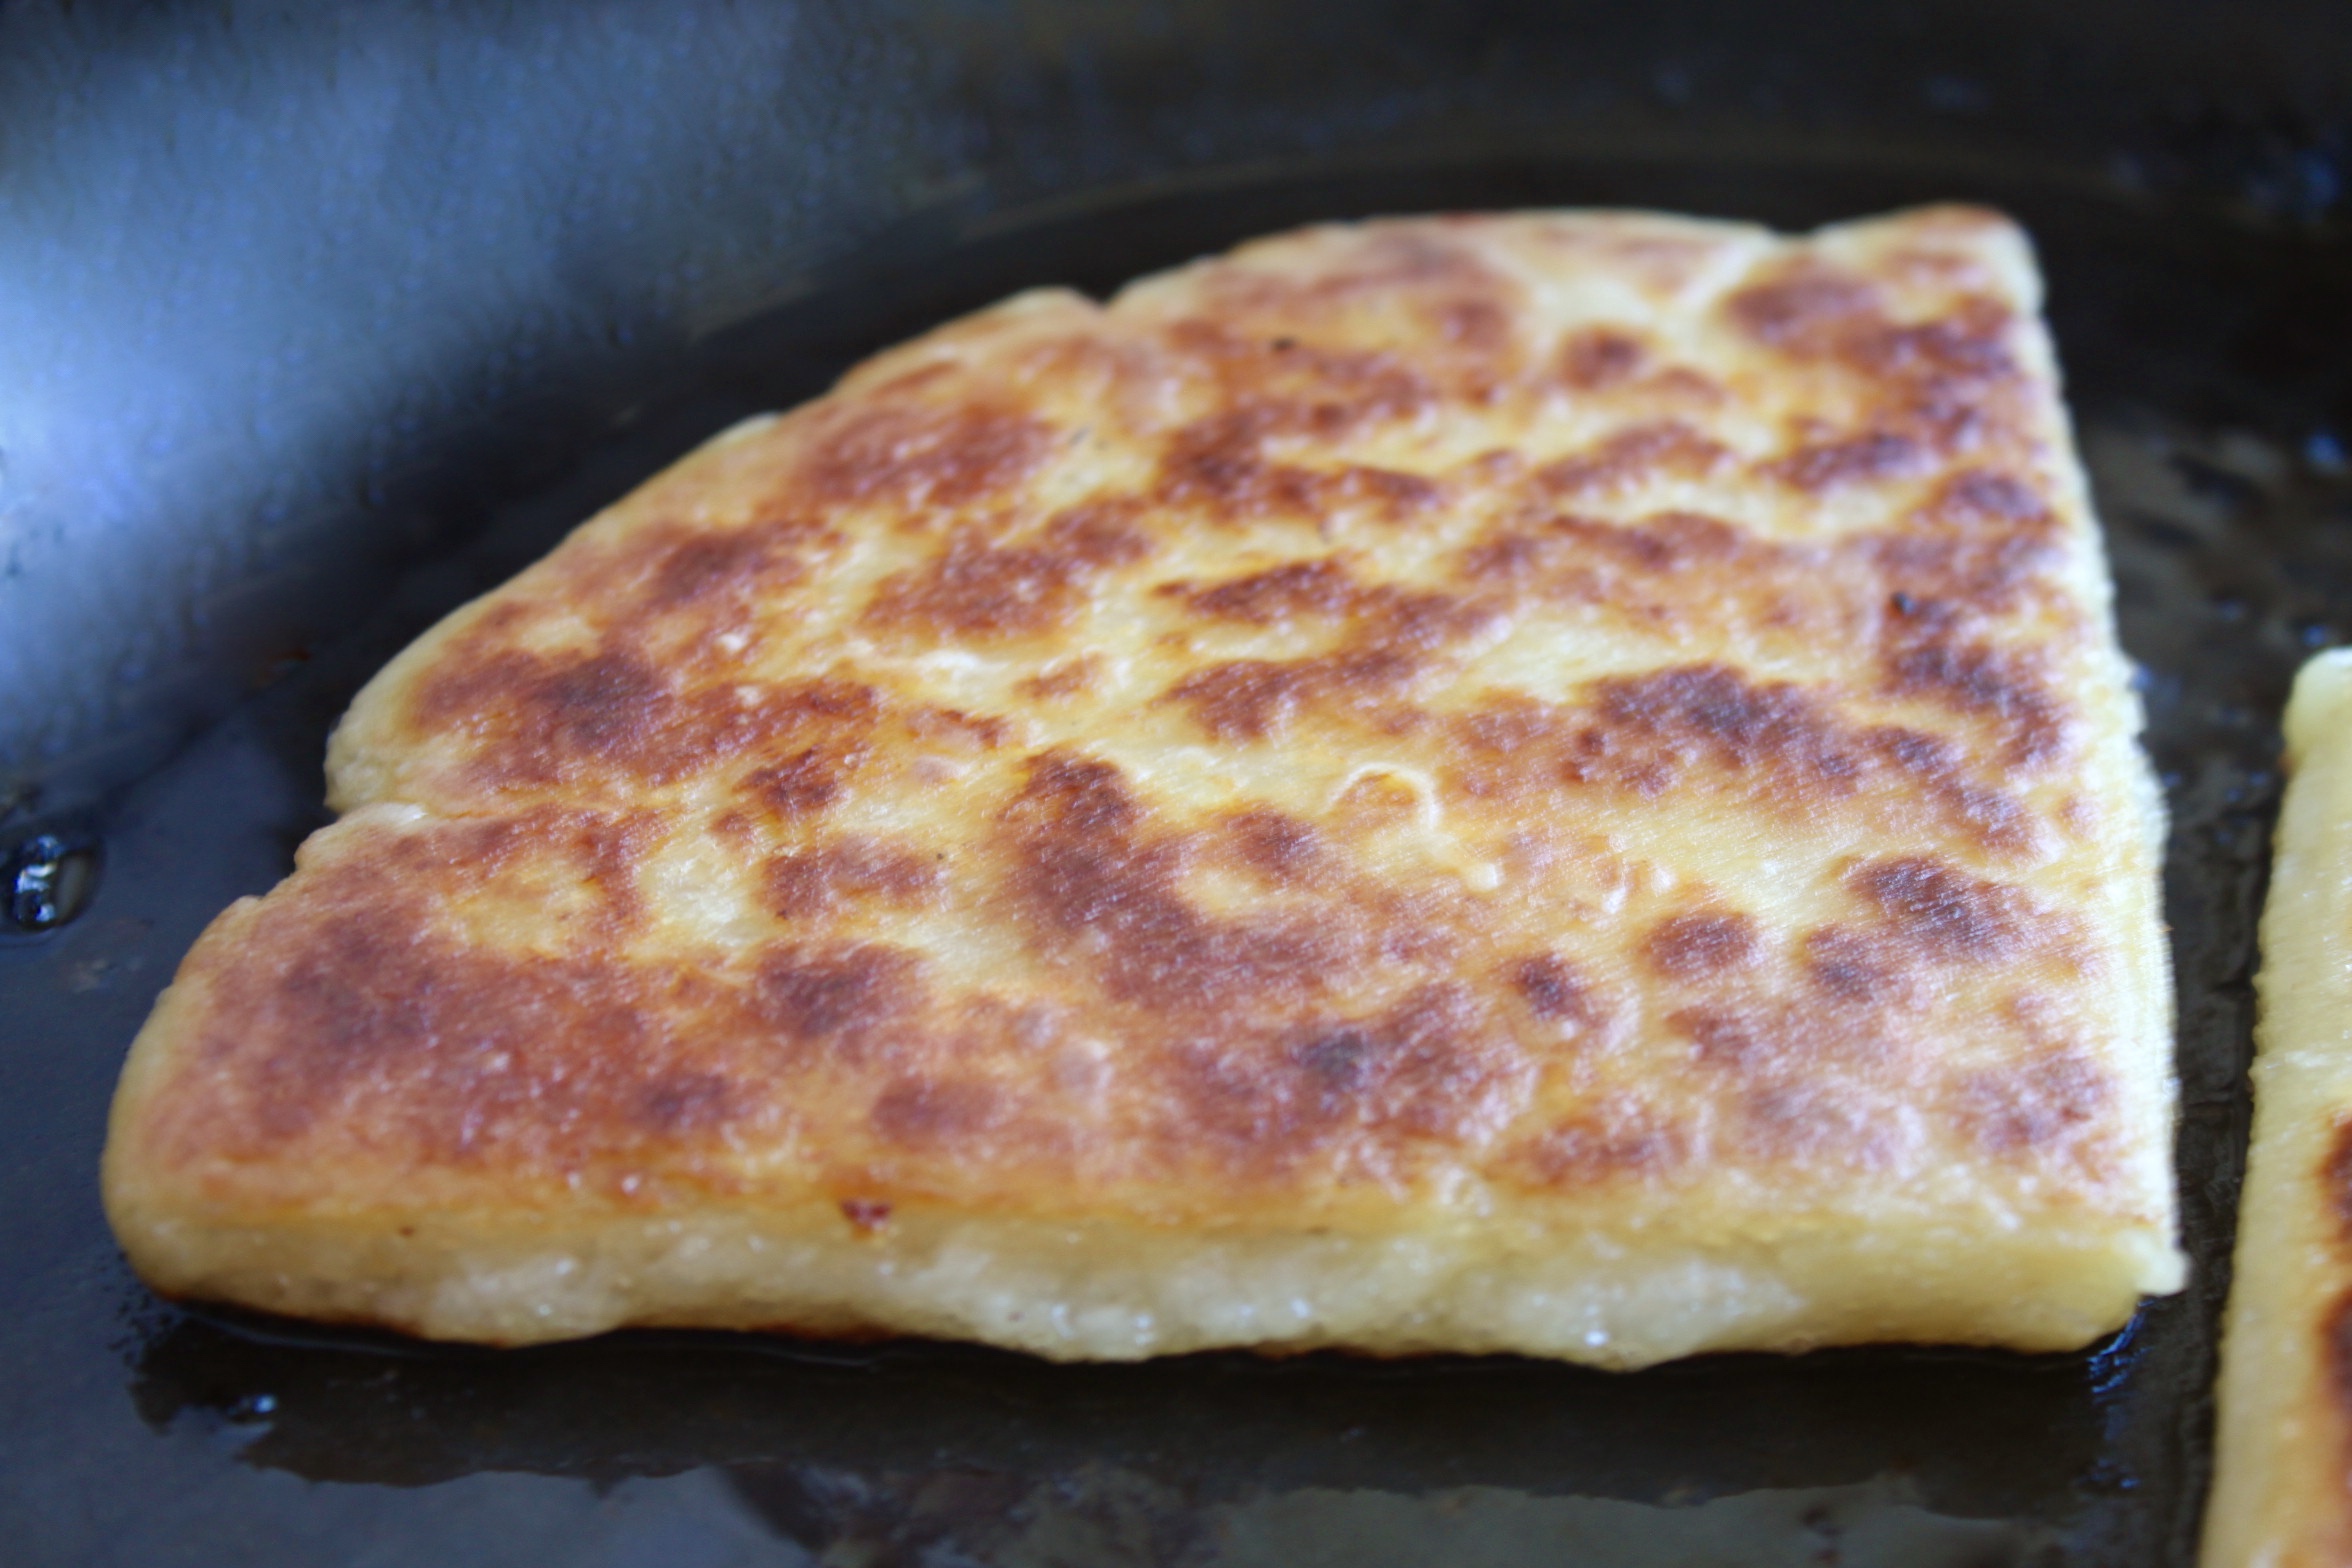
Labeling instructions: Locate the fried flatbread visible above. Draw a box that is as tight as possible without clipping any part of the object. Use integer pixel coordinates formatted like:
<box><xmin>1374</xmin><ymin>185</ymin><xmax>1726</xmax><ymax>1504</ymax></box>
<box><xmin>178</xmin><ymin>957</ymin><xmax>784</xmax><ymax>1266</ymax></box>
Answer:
<box><xmin>103</xmin><ymin>205</ymin><xmax>2182</xmax><ymax>1364</ymax></box>
<box><xmin>2205</xmin><ymin>650</ymin><xmax>2352</xmax><ymax>1566</ymax></box>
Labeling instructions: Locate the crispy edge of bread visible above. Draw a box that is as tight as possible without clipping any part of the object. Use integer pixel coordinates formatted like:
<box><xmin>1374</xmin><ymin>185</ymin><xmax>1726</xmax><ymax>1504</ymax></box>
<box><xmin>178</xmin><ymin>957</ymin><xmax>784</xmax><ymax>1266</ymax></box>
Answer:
<box><xmin>2205</xmin><ymin>649</ymin><xmax>2352</xmax><ymax>1567</ymax></box>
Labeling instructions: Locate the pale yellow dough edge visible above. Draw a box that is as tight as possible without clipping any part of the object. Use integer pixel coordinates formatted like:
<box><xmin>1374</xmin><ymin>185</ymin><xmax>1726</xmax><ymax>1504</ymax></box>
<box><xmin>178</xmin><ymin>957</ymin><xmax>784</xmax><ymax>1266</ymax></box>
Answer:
<box><xmin>2207</xmin><ymin>649</ymin><xmax>2352</xmax><ymax>1568</ymax></box>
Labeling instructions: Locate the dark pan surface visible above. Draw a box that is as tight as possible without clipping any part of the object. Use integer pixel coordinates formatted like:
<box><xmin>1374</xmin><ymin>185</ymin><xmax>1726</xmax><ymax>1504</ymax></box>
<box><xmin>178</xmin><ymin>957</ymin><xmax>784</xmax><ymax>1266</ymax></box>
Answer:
<box><xmin>5</xmin><ymin>8</ymin><xmax>2352</xmax><ymax>1563</ymax></box>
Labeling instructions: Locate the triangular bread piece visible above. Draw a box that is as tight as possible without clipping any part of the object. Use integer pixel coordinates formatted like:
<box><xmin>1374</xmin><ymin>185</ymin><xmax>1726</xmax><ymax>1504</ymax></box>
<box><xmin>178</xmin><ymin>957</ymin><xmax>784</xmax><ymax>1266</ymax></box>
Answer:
<box><xmin>104</xmin><ymin>207</ymin><xmax>2181</xmax><ymax>1364</ymax></box>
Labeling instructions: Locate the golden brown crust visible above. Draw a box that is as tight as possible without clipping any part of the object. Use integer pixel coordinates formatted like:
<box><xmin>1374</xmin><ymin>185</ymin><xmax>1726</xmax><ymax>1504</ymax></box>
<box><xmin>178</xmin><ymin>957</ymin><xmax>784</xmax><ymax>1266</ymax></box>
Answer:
<box><xmin>103</xmin><ymin>206</ymin><xmax>2180</xmax><ymax>1360</ymax></box>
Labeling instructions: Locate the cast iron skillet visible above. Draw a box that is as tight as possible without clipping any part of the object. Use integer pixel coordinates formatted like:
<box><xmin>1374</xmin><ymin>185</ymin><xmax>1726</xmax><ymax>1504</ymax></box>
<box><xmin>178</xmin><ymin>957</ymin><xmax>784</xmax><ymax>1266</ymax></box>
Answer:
<box><xmin>6</xmin><ymin>3</ymin><xmax>2352</xmax><ymax>1563</ymax></box>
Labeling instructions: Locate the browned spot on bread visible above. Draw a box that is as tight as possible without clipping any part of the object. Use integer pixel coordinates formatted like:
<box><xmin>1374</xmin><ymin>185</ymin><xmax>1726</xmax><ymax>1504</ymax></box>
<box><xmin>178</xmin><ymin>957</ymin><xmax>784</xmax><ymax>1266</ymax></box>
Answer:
<box><xmin>1860</xmin><ymin>725</ymin><xmax>2038</xmax><ymax>853</ymax></box>
<box><xmin>1645</xmin><ymin>367</ymin><xmax>1727</xmax><ymax>403</ymax></box>
<box><xmin>865</xmin><ymin>505</ymin><xmax>1153</xmax><ymax>644</ymax></box>
<box><xmin>1168</xmin><ymin>558</ymin><xmax>1360</xmax><ymax>624</ymax></box>
<box><xmin>1151</xmin><ymin>401</ymin><xmax>1445</xmax><ymax>526</ymax></box>
<box><xmin>1162</xmin><ymin>317</ymin><xmax>1436</xmax><ymax>419</ymax></box>
<box><xmin>634</xmin><ymin>1071</ymin><xmax>739</xmax><ymax>1137</ymax></box>
<box><xmin>1668</xmin><ymin>1002</ymin><xmax>1903</xmax><ymax>1167</ymax></box>
<box><xmin>1153</xmin><ymin>407</ymin><xmax>1333</xmax><ymax>521</ymax></box>
<box><xmin>1018</xmin><ymin>655</ymin><xmax>1101</xmax><ymax>702</ymax></box>
<box><xmin>1648</xmin><ymin>671</ymin><xmax>2031</xmax><ymax>850</ymax></box>
<box><xmin>1177</xmin><ymin>555</ymin><xmax>1494</xmax><ymax>644</ymax></box>
<box><xmin>797</xmin><ymin>403</ymin><xmax>1057</xmax><ymax>511</ymax></box>
<box><xmin>1166</xmin><ymin>647</ymin><xmax>1423</xmax><ymax>742</ymax></box>
<box><xmin>1375</xmin><ymin>585</ymin><xmax>1503</xmax><ymax>649</ymax></box>
<box><xmin>1852</xmin><ymin>856</ymin><xmax>2032</xmax><ymax>963</ymax></box>
<box><xmin>1871</xmin><ymin>531</ymin><xmax>2058</xmax><ymax>623</ymax></box>
<box><xmin>1587</xmin><ymin>665</ymin><xmax>1867</xmax><ymax>789</ymax></box>
<box><xmin>414</xmin><ymin>646</ymin><xmax>665</xmax><ymax>767</ymax></box>
<box><xmin>1343</xmin><ymin>465</ymin><xmax>1449</xmax><ymax>519</ymax></box>
<box><xmin>1559</xmin><ymin>327</ymin><xmax>1648</xmax><ymax>390</ymax></box>
<box><xmin>751</xmin><ymin>942</ymin><xmax>929</xmax><ymax>1058</ymax></box>
<box><xmin>1040</xmin><ymin>499</ymin><xmax>1156</xmax><ymax>568</ymax></box>
<box><xmin>1645</xmin><ymin>912</ymin><xmax>1760</xmax><ymax>980</ymax></box>
<box><xmin>1171</xmin><ymin>984</ymin><xmax>1534</xmax><ymax>1170</ymax></box>
<box><xmin>1512</xmin><ymin>1100</ymin><xmax>1688</xmax><ymax>1187</ymax></box>
<box><xmin>1880</xmin><ymin>633</ymin><xmax>2073</xmax><ymax>767</ymax></box>
<box><xmin>544</xmin><ymin>522</ymin><xmax>833</xmax><ymax>656</ymax></box>
<box><xmin>1842</xmin><ymin>297</ymin><xmax>2017</xmax><ymax>390</ymax></box>
<box><xmin>1535</xmin><ymin>421</ymin><xmax>1732</xmax><ymax>498</ymax></box>
<box><xmin>1173</xmin><ymin>229</ymin><xmax>1526</xmax><ymax>390</ymax></box>
<box><xmin>1225</xmin><ymin>807</ymin><xmax>1326</xmax><ymax>884</ymax></box>
<box><xmin>1509</xmin><ymin>953</ymin><xmax>1601</xmax><ymax>1025</ymax></box>
<box><xmin>742</xmin><ymin>744</ymin><xmax>863</xmax><ymax>819</ymax></box>
<box><xmin>1733</xmin><ymin>268</ymin><xmax>2024</xmax><ymax>459</ymax></box>
<box><xmin>771</xmin><ymin>676</ymin><xmax>885</xmax><ymax>726</ymax></box>
<box><xmin>1763</xmin><ymin>430</ymin><xmax>1930</xmax><ymax>492</ymax></box>
<box><xmin>553</xmin><ymin>809</ymin><xmax>662</xmax><ymax>933</ymax></box>
<box><xmin>763</xmin><ymin>838</ymin><xmax>942</xmax><ymax>922</ymax></box>
<box><xmin>1438</xmin><ymin>296</ymin><xmax>1512</xmax><ymax>355</ymax></box>
<box><xmin>866</xmin><ymin>528</ymin><xmax>1088</xmax><ymax>640</ymax></box>
<box><xmin>1165</xmin><ymin>660</ymin><xmax>1317</xmax><ymax>743</ymax></box>
<box><xmin>412</xmin><ymin>641</ymin><xmax>897</xmax><ymax>796</ymax></box>
<box><xmin>1445</xmin><ymin>466</ymin><xmax>2067</xmax><ymax>661</ymax></box>
<box><xmin>905</xmin><ymin>705</ymin><xmax>1012</xmax><ymax>751</ymax></box>
<box><xmin>161</xmin><ymin>850</ymin><xmax>761</xmax><ymax>1167</ymax></box>
<box><xmin>1443</xmin><ymin>664</ymin><xmax>2036</xmax><ymax>854</ymax></box>
<box><xmin>1802</xmin><ymin>925</ymin><xmax>1906</xmax><ymax>1006</ymax></box>
<box><xmin>638</xmin><ymin>527</ymin><xmax>795</xmax><ymax>611</ymax></box>
<box><xmin>1952</xmin><ymin>1050</ymin><xmax>2109</xmax><ymax>1154</ymax></box>
<box><xmin>1290</xmin><ymin>985</ymin><xmax>1524</xmax><ymax>1140</ymax></box>
<box><xmin>1727</xmin><ymin>268</ymin><xmax>1882</xmax><ymax>353</ymax></box>
<box><xmin>1452</xmin><ymin>509</ymin><xmax>1860</xmax><ymax>645</ymax></box>
<box><xmin>1457</xmin><ymin>448</ymin><xmax>1526</xmax><ymax>488</ymax></box>
<box><xmin>1161</xmin><ymin>578</ymin><xmax>1496</xmax><ymax>742</ymax></box>
<box><xmin>305</xmin><ymin>808</ymin><xmax>667</xmax><ymax>943</ymax></box>
<box><xmin>1454</xmin><ymin>527</ymin><xmax>1559</xmax><ymax>588</ymax></box>
<box><xmin>1004</xmin><ymin>750</ymin><xmax>1141</xmax><ymax>838</ymax></box>
<box><xmin>1461</xmin><ymin>509</ymin><xmax>1748</xmax><ymax>590</ymax></box>
<box><xmin>1611</xmin><ymin>510</ymin><xmax>1747</xmax><ymax>568</ymax></box>
<box><xmin>1925</xmin><ymin>467</ymin><xmax>2053</xmax><ymax>528</ymax></box>
<box><xmin>871</xmin><ymin>1077</ymin><xmax>1008</xmax><ymax>1149</ymax></box>
<box><xmin>1000</xmin><ymin>752</ymin><xmax>1364</xmax><ymax>1015</ymax></box>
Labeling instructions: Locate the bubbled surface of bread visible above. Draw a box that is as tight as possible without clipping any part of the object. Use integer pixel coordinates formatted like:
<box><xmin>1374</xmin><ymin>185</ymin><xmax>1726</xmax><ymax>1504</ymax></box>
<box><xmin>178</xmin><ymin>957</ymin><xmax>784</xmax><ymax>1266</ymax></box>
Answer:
<box><xmin>102</xmin><ymin>206</ymin><xmax>2182</xmax><ymax>1363</ymax></box>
